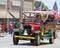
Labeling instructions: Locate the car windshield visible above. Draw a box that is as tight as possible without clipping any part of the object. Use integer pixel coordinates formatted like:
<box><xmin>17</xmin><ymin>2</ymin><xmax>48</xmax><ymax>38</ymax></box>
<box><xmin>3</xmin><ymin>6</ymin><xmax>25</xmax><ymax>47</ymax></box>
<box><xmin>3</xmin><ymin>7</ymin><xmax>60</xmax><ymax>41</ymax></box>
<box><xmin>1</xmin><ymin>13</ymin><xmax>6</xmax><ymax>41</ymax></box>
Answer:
<box><xmin>58</xmin><ymin>20</ymin><xmax>60</xmax><ymax>23</ymax></box>
<box><xmin>25</xmin><ymin>17</ymin><xmax>40</xmax><ymax>23</ymax></box>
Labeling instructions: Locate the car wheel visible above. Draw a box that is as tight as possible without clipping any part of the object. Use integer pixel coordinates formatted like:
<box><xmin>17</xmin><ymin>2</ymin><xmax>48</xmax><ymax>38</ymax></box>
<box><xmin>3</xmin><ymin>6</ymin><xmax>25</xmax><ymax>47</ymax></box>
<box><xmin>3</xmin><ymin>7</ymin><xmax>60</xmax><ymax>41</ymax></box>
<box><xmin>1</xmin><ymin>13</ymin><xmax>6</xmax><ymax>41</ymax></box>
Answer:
<box><xmin>13</xmin><ymin>35</ymin><xmax>19</xmax><ymax>45</ymax></box>
<box><xmin>49</xmin><ymin>35</ymin><xmax>54</xmax><ymax>44</ymax></box>
<box><xmin>13</xmin><ymin>32</ymin><xmax>19</xmax><ymax>45</ymax></box>
<box><xmin>30</xmin><ymin>40</ymin><xmax>35</xmax><ymax>44</ymax></box>
<box><xmin>35</xmin><ymin>35</ymin><xmax>40</xmax><ymax>46</ymax></box>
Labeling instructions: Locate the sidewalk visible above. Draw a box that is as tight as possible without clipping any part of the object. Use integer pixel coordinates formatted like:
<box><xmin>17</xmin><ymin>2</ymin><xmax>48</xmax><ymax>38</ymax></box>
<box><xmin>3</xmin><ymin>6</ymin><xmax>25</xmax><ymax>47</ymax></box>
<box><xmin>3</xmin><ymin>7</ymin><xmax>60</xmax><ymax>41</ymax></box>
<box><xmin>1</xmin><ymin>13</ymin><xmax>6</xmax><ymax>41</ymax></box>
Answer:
<box><xmin>0</xmin><ymin>32</ymin><xmax>12</xmax><ymax>37</ymax></box>
<box><xmin>56</xmin><ymin>30</ymin><xmax>60</xmax><ymax>39</ymax></box>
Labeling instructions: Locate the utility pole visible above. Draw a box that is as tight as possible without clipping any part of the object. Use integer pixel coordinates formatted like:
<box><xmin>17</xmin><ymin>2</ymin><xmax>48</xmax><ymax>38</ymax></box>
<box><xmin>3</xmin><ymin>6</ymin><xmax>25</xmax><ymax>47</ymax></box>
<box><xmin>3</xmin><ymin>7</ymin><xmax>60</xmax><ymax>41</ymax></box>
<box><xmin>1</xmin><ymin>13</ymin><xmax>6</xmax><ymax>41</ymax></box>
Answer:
<box><xmin>19</xmin><ymin>0</ymin><xmax>24</xmax><ymax>26</ymax></box>
<box><xmin>32</xmin><ymin>0</ymin><xmax>35</xmax><ymax>10</ymax></box>
<box><xmin>41</xmin><ymin>0</ymin><xmax>42</xmax><ymax>10</ymax></box>
<box><xmin>6</xmin><ymin>0</ymin><xmax>10</xmax><ymax>32</ymax></box>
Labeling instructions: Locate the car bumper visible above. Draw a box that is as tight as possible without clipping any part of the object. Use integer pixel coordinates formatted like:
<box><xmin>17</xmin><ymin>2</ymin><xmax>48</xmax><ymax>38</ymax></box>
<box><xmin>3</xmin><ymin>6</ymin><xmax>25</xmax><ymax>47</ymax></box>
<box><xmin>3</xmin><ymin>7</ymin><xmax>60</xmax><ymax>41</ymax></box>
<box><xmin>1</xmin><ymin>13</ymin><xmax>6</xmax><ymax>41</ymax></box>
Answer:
<box><xmin>14</xmin><ymin>35</ymin><xmax>35</xmax><ymax>40</ymax></box>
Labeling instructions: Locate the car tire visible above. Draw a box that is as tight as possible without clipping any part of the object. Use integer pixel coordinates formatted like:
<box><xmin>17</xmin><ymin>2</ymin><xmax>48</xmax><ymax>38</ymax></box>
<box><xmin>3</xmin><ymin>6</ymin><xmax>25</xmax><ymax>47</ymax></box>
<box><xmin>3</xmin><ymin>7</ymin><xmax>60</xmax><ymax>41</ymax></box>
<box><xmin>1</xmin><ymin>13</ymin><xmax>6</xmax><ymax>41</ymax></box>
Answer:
<box><xmin>49</xmin><ymin>35</ymin><xmax>54</xmax><ymax>44</ymax></box>
<box><xmin>13</xmin><ymin>32</ymin><xmax>19</xmax><ymax>45</ymax></box>
<box><xmin>13</xmin><ymin>36</ymin><xmax>19</xmax><ymax>45</ymax></box>
<box><xmin>35</xmin><ymin>35</ymin><xmax>40</xmax><ymax>46</ymax></box>
<box><xmin>30</xmin><ymin>40</ymin><xmax>35</xmax><ymax>44</ymax></box>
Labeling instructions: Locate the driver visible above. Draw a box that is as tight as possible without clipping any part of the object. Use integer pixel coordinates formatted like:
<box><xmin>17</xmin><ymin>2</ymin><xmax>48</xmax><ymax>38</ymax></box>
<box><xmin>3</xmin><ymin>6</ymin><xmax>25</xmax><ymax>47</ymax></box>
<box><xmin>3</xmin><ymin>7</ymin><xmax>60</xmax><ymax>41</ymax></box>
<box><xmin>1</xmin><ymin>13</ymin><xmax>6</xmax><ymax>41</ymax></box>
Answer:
<box><xmin>34</xmin><ymin>13</ymin><xmax>41</xmax><ymax>23</ymax></box>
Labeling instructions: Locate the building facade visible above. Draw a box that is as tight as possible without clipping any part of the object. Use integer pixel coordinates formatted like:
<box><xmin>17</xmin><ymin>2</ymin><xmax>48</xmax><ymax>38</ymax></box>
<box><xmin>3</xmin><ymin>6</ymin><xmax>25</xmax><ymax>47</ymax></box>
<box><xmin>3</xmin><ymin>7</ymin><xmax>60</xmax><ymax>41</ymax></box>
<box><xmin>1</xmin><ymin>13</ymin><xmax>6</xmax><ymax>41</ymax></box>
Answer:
<box><xmin>0</xmin><ymin>0</ymin><xmax>34</xmax><ymax>24</ymax></box>
<box><xmin>0</xmin><ymin>0</ymin><xmax>34</xmax><ymax>18</ymax></box>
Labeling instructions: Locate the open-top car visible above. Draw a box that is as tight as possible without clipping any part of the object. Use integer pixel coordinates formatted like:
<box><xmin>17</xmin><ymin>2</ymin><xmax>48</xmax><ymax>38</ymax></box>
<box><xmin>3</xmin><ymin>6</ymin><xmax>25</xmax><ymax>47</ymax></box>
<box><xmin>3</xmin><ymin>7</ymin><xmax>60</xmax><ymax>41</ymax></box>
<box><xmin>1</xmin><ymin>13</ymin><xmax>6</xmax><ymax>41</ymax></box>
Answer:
<box><xmin>13</xmin><ymin>11</ymin><xmax>57</xmax><ymax>46</ymax></box>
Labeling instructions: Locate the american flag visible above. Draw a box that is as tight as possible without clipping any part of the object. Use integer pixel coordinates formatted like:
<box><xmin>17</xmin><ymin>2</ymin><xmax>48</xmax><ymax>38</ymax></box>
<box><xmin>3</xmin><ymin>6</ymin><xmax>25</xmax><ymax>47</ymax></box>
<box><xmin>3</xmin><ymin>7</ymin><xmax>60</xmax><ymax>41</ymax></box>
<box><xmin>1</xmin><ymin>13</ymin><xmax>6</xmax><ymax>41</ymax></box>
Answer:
<box><xmin>53</xmin><ymin>1</ymin><xmax>58</xmax><ymax>18</ymax></box>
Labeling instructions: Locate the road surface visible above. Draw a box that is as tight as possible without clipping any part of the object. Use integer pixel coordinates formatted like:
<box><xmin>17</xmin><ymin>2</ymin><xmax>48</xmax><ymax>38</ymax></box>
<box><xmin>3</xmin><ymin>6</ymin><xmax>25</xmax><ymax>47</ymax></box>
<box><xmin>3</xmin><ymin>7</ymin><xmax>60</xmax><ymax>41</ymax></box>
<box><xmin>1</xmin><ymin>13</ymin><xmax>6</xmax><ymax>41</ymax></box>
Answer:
<box><xmin>0</xmin><ymin>31</ymin><xmax>60</xmax><ymax>48</ymax></box>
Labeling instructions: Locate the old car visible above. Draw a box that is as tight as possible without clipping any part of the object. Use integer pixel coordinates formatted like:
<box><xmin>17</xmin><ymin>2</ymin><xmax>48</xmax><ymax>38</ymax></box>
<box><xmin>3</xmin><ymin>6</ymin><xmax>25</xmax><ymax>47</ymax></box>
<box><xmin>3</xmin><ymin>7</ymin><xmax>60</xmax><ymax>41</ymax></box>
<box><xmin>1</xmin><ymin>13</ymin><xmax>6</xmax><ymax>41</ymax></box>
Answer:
<box><xmin>13</xmin><ymin>11</ymin><xmax>56</xmax><ymax>46</ymax></box>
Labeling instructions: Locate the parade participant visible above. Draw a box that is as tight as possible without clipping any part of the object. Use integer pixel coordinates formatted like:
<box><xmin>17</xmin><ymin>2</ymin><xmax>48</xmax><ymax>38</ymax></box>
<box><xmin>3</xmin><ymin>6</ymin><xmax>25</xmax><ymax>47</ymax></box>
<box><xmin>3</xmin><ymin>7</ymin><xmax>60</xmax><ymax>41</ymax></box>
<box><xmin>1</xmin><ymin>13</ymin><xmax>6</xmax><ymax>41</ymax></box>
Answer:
<box><xmin>1</xmin><ymin>24</ymin><xmax>5</xmax><ymax>33</ymax></box>
<box><xmin>39</xmin><ymin>14</ymin><xmax>48</xmax><ymax>32</ymax></box>
<box><xmin>9</xmin><ymin>23</ymin><xmax>14</xmax><ymax>36</ymax></box>
<box><xmin>41</xmin><ymin>14</ymin><xmax>48</xmax><ymax>23</ymax></box>
<box><xmin>5</xmin><ymin>23</ymin><xmax>8</xmax><ymax>33</ymax></box>
<box><xmin>47</xmin><ymin>14</ymin><xmax>55</xmax><ymax>22</ymax></box>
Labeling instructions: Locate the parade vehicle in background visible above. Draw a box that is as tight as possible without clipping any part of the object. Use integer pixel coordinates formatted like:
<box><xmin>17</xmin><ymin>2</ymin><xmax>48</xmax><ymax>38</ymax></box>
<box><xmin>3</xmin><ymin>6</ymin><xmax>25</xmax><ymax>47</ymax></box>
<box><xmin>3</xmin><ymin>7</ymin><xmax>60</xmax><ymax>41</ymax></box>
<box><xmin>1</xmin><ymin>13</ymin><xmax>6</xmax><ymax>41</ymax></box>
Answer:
<box><xmin>13</xmin><ymin>11</ymin><xmax>57</xmax><ymax>46</ymax></box>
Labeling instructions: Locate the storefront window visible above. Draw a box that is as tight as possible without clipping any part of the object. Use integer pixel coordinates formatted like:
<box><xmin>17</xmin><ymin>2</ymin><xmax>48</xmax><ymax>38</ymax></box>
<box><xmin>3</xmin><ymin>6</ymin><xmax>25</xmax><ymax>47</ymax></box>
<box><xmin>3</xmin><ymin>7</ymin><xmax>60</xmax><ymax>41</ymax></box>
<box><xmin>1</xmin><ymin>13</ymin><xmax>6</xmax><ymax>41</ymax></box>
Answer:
<box><xmin>12</xmin><ymin>1</ymin><xmax>20</xmax><ymax>6</ymax></box>
<box><xmin>0</xmin><ymin>0</ymin><xmax>7</xmax><ymax>5</ymax></box>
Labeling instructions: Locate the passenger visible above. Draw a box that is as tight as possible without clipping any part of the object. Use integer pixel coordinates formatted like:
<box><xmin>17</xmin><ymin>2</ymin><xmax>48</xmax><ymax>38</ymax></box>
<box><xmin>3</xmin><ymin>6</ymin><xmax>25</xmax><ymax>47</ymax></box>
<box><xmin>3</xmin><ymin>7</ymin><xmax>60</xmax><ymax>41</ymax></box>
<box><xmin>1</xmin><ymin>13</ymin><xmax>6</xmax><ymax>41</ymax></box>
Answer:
<box><xmin>40</xmin><ymin>14</ymin><xmax>48</xmax><ymax>30</ymax></box>
<box><xmin>5</xmin><ymin>23</ymin><xmax>8</xmax><ymax>33</ymax></box>
<box><xmin>48</xmin><ymin>14</ymin><xmax>55</xmax><ymax>22</ymax></box>
<box><xmin>50</xmin><ymin>15</ymin><xmax>55</xmax><ymax>21</ymax></box>
<box><xmin>42</xmin><ymin>14</ymin><xmax>48</xmax><ymax>23</ymax></box>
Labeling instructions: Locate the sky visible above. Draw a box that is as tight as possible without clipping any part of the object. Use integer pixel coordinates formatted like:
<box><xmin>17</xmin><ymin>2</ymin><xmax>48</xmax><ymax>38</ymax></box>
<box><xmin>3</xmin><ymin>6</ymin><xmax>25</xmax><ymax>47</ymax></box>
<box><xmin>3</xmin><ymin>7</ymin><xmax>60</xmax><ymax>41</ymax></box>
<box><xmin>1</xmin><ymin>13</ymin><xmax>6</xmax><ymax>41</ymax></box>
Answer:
<box><xmin>35</xmin><ymin>0</ymin><xmax>60</xmax><ymax>12</ymax></box>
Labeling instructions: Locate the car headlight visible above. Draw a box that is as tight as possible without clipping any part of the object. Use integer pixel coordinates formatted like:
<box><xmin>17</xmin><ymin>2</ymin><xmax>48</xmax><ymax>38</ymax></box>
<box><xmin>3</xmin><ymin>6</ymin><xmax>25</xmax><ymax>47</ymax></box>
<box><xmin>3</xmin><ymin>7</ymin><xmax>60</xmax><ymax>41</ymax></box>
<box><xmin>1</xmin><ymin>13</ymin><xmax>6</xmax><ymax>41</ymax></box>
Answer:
<box><xmin>31</xmin><ymin>27</ymin><xmax>34</xmax><ymax>30</ymax></box>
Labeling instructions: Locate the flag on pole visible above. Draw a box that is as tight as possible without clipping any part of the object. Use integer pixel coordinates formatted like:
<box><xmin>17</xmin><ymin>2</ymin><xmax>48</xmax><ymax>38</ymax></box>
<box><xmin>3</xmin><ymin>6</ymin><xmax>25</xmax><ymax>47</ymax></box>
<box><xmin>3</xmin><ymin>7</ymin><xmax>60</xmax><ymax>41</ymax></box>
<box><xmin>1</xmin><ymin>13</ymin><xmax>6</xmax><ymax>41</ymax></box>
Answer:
<box><xmin>53</xmin><ymin>1</ymin><xmax>58</xmax><ymax>11</ymax></box>
<box><xmin>53</xmin><ymin>1</ymin><xmax>58</xmax><ymax>17</ymax></box>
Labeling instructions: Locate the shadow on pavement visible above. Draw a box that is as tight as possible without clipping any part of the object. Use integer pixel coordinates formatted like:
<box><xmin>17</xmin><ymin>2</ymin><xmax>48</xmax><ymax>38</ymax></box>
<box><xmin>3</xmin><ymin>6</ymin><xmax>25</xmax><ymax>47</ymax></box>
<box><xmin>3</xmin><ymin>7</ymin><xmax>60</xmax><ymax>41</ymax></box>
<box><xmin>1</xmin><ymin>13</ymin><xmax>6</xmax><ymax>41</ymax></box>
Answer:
<box><xmin>0</xmin><ymin>36</ymin><xmax>4</xmax><ymax>37</ymax></box>
<box><xmin>18</xmin><ymin>42</ymin><xmax>50</xmax><ymax>46</ymax></box>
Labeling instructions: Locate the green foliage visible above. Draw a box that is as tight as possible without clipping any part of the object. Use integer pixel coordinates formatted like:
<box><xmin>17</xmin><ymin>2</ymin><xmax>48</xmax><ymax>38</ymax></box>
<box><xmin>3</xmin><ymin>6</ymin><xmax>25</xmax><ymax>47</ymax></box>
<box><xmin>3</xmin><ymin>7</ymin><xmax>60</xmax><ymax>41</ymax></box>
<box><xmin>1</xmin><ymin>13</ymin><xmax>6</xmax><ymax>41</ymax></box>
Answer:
<box><xmin>35</xmin><ymin>1</ymin><xmax>48</xmax><ymax>10</ymax></box>
<box><xmin>35</xmin><ymin>1</ymin><xmax>41</xmax><ymax>8</ymax></box>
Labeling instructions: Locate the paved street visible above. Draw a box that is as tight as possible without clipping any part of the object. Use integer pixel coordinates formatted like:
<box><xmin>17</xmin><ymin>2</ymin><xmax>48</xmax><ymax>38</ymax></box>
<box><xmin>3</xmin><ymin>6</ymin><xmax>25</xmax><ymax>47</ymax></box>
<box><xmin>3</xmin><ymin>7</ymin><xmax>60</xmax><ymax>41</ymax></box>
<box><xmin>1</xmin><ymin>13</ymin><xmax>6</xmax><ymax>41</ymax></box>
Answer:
<box><xmin>0</xmin><ymin>31</ymin><xmax>60</xmax><ymax>48</ymax></box>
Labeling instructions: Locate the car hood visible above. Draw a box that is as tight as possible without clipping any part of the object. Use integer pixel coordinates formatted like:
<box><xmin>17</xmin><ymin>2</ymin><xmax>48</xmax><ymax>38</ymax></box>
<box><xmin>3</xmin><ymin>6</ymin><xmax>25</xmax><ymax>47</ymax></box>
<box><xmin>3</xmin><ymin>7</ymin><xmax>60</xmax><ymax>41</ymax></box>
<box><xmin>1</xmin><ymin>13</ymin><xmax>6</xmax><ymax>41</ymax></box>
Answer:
<box><xmin>29</xmin><ymin>23</ymin><xmax>41</xmax><ymax>30</ymax></box>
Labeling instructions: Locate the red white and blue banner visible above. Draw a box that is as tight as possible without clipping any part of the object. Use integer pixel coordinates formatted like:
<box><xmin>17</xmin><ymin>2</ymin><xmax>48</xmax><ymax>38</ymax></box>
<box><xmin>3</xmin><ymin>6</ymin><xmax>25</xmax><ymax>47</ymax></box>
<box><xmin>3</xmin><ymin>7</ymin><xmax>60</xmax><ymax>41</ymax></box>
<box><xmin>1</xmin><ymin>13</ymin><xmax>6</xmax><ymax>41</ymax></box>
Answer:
<box><xmin>52</xmin><ymin>1</ymin><xmax>58</xmax><ymax>18</ymax></box>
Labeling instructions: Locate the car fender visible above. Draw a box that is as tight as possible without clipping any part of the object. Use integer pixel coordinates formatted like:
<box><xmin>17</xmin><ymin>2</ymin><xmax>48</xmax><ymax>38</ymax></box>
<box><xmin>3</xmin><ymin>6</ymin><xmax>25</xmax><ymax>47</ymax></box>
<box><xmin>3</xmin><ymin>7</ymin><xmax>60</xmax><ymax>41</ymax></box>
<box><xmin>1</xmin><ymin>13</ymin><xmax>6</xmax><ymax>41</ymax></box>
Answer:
<box><xmin>13</xmin><ymin>29</ymin><xmax>19</xmax><ymax>32</ymax></box>
<box><xmin>49</xmin><ymin>29</ymin><xmax>55</xmax><ymax>37</ymax></box>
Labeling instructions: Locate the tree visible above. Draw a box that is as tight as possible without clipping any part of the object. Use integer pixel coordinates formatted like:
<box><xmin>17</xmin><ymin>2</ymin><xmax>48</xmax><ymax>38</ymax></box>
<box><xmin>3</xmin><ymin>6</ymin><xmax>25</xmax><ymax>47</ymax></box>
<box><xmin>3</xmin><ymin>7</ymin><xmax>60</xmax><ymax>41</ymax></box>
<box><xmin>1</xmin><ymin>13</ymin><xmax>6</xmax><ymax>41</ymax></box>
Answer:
<box><xmin>35</xmin><ymin>1</ymin><xmax>48</xmax><ymax>10</ymax></box>
<box><xmin>35</xmin><ymin>1</ymin><xmax>41</xmax><ymax>8</ymax></box>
